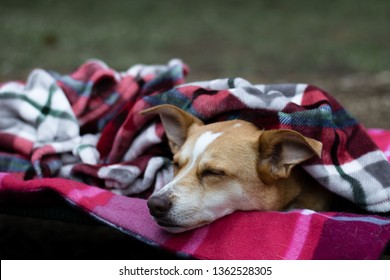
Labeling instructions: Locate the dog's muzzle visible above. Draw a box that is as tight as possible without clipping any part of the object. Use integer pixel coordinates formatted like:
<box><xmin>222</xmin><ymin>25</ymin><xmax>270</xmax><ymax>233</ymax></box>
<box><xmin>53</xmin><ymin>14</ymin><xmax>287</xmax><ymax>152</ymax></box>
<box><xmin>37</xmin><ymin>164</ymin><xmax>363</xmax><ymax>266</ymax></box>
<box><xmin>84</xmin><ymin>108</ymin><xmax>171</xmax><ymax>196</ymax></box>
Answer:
<box><xmin>147</xmin><ymin>194</ymin><xmax>172</xmax><ymax>218</ymax></box>
<box><xmin>147</xmin><ymin>194</ymin><xmax>188</xmax><ymax>232</ymax></box>
<box><xmin>147</xmin><ymin>190</ymin><xmax>209</xmax><ymax>233</ymax></box>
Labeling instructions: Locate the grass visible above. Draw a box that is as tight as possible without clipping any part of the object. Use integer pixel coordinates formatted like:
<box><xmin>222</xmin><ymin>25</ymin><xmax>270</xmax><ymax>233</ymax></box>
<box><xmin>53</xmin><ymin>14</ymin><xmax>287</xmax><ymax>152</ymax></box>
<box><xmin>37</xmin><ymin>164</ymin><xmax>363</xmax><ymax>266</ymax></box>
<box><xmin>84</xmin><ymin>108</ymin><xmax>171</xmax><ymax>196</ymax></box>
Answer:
<box><xmin>0</xmin><ymin>0</ymin><xmax>389</xmax><ymax>81</ymax></box>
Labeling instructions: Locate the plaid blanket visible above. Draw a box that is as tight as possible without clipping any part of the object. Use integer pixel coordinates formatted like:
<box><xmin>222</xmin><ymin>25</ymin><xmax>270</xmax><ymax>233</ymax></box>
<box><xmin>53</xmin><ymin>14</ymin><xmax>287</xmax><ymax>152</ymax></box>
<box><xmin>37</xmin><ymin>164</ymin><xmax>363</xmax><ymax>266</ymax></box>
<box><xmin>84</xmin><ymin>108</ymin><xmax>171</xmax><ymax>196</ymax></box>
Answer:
<box><xmin>0</xmin><ymin>59</ymin><xmax>390</xmax><ymax>259</ymax></box>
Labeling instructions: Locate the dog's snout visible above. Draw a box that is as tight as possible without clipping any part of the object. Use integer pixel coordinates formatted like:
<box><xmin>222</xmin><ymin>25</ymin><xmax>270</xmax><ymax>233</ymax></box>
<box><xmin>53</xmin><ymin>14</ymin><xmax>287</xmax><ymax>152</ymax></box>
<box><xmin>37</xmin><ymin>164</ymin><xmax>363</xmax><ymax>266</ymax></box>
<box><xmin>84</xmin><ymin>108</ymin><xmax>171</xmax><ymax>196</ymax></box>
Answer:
<box><xmin>147</xmin><ymin>195</ymin><xmax>172</xmax><ymax>218</ymax></box>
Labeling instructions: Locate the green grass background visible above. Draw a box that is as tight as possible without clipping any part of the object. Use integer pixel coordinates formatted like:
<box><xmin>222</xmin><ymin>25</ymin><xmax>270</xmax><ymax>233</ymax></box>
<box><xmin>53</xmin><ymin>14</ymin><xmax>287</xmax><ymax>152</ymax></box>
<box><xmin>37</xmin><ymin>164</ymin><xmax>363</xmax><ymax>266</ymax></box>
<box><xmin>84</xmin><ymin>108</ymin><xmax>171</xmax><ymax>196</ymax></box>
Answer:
<box><xmin>1</xmin><ymin>0</ymin><xmax>389</xmax><ymax>79</ymax></box>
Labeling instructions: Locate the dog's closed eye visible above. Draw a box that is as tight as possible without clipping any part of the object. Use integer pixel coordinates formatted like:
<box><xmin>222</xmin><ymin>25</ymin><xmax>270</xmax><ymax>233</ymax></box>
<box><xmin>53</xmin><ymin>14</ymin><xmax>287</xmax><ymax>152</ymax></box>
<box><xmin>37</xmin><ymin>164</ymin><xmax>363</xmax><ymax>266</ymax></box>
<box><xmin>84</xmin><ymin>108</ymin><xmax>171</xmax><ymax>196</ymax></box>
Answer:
<box><xmin>201</xmin><ymin>168</ymin><xmax>226</xmax><ymax>178</ymax></box>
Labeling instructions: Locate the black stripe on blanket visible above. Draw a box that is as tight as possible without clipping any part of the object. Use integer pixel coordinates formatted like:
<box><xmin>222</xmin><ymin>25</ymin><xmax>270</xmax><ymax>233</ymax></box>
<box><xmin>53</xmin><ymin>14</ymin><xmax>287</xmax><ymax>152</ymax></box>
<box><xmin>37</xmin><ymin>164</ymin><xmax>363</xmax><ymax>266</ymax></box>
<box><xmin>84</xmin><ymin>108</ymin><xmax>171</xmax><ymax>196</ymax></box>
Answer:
<box><xmin>331</xmin><ymin>131</ymin><xmax>367</xmax><ymax>208</ymax></box>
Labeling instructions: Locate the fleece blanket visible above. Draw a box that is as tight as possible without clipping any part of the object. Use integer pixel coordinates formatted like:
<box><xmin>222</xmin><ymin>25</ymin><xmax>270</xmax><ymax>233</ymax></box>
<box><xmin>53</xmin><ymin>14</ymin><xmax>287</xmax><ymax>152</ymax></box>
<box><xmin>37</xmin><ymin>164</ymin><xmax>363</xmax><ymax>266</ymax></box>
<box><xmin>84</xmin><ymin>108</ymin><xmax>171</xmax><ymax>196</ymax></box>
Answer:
<box><xmin>0</xmin><ymin>59</ymin><xmax>390</xmax><ymax>259</ymax></box>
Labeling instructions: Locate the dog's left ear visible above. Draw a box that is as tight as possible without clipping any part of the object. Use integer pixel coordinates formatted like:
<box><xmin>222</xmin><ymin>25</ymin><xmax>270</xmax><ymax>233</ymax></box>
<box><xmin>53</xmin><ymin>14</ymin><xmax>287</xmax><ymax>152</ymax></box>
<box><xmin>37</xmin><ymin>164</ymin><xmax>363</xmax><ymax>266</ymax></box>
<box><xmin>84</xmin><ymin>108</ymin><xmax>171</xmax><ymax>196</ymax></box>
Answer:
<box><xmin>141</xmin><ymin>105</ymin><xmax>204</xmax><ymax>153</ymax></box>
<box><xmin>258</xmin><ymin>130</ymin><xmax>322</xmax><ymax>181</ymax></box>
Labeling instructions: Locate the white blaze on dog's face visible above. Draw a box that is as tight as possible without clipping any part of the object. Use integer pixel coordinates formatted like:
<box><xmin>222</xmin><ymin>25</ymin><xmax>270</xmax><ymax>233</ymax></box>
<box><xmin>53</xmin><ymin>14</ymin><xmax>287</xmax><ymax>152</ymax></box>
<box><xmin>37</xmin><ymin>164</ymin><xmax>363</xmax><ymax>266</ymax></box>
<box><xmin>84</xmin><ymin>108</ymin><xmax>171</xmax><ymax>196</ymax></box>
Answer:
<box><xmin>141</xmin><ymin>105</ymin><xmax>322</xmax><ymax>233</ymax></box>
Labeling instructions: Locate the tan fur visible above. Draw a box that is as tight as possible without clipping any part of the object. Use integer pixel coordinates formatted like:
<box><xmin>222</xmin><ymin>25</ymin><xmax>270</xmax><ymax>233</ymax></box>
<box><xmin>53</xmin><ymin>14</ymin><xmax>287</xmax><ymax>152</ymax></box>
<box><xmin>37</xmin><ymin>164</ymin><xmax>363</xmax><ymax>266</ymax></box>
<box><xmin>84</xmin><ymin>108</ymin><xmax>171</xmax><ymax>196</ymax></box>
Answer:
<box><xmin>141</xmin><ymin>105</ymin><xmax>334</xmax><ymax>232</ymax></box>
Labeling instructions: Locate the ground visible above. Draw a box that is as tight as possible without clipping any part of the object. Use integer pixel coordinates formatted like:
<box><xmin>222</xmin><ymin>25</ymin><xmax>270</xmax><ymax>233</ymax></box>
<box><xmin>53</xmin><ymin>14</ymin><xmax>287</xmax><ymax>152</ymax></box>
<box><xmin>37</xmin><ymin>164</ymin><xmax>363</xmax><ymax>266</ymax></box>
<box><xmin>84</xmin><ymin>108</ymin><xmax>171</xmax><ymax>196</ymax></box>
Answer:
<box><xmin>0</xmin><ymin>0</ymin><xmax>389</xmax><ymax>259</ymax></box>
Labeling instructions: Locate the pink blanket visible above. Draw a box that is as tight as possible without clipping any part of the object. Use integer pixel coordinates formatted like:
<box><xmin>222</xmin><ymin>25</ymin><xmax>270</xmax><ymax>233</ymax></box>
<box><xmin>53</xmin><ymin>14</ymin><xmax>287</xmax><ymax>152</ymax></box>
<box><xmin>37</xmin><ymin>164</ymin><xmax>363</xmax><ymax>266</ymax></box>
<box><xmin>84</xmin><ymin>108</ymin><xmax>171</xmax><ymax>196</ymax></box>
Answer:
<box><xmin>0</xmin><ymin>60</ymin><xmax>389</xmax><ymax>259</ymax></box>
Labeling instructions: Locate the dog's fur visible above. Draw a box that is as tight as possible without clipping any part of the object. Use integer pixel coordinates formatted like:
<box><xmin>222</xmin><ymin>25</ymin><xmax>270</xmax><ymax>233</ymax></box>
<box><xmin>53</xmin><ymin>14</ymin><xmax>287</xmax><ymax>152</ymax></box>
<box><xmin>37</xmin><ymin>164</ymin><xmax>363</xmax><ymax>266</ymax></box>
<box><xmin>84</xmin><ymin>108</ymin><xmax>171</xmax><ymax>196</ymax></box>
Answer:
<box><xmin>141</xmin><ymin>104</ymin><xmax>335</xmax><ymax>233</ymax></box>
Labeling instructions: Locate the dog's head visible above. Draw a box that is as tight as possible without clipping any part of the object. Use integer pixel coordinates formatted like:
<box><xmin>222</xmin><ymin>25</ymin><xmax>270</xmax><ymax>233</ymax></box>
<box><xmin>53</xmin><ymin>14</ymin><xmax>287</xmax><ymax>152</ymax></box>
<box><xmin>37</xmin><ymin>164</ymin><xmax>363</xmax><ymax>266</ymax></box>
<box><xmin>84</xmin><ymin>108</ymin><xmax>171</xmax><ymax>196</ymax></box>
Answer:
<box><xmin>141</xmin><ymin>105</ymin><xmax>322</xmax><ymax>233</ymax></box>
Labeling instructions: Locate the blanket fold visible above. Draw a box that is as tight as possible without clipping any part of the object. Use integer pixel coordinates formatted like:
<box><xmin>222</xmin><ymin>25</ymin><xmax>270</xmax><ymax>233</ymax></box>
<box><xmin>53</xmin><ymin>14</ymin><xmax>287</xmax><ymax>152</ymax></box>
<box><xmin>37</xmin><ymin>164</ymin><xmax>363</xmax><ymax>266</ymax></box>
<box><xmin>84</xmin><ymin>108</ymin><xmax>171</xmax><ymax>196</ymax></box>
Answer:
<box><xmin>1</xmin><ymin>59</ymin><xmax>390</xmax><ymax>259</ymax></box>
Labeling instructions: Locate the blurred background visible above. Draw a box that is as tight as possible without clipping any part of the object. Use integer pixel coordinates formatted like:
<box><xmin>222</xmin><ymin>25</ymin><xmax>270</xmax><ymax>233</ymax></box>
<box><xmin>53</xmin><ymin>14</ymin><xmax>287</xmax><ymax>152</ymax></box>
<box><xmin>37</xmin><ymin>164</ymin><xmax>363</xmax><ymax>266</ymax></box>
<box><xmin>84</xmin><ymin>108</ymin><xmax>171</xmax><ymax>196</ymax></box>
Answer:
<box><xmin>0</xmin><ymin>0</ymin><xmax>389</xmax><ymax>259</ymax></box>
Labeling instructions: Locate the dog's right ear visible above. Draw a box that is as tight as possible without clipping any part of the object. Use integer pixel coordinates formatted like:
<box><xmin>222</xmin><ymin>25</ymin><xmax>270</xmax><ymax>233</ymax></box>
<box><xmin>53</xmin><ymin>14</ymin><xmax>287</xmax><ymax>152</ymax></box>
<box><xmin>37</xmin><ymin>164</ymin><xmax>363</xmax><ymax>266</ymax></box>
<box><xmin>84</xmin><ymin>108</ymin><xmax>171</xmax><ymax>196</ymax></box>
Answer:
<box><xmin>257</xmin><ymin>129</ymin><xmax>322</xmax><ymax>183</ymax></box>
<box><xmin>141</xmin><ymin>105</ymin><xmax>204</xmax><ymax>153</ymax></box>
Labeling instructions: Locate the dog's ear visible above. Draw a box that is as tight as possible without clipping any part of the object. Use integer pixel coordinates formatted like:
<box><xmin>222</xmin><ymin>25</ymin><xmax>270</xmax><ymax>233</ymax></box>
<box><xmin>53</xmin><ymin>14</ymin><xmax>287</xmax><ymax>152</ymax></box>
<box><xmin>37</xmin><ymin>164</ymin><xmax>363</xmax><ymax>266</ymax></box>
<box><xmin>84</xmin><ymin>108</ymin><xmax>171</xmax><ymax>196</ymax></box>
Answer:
<box><xmin>258</xmin><ymin>130</ymin><xmax>322</xmax><ymax>181</ymax></box>
<box><xmin>141</xmin><ymin>105</ymin><xmax>204</xmax><ymax>153</ymax></box>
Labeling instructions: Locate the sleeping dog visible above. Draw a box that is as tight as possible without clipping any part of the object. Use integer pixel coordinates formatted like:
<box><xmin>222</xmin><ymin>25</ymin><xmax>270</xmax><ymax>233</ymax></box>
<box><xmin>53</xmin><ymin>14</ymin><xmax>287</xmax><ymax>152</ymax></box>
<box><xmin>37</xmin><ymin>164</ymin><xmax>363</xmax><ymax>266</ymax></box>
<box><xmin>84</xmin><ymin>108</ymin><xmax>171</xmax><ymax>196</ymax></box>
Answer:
<box><xmin>141</xmin><ymin>104</ymin><xmax>334</xmax><ymax>233</ymax></box>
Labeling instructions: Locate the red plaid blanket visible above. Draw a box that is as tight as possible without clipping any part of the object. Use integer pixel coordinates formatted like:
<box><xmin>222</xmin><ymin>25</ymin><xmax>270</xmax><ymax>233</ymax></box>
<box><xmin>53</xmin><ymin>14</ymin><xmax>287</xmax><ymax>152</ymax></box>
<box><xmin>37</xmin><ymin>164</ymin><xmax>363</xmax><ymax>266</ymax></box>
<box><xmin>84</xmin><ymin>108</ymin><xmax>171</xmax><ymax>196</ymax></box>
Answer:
<box><xmin>0</xmin><ymin>60</ymin><xmax>389</xmax><ymax>259</ymax></box>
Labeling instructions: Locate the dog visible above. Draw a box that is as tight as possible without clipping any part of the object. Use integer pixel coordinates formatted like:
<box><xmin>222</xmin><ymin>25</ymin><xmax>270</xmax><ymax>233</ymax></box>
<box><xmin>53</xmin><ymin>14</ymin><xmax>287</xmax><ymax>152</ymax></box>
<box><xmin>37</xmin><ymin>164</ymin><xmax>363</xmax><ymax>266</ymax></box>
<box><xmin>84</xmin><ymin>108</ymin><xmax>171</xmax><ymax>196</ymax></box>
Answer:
<box><xmin>141</xmin><ymin>104</ymin><xmax>334</xmax><ymax>233</ymax></box>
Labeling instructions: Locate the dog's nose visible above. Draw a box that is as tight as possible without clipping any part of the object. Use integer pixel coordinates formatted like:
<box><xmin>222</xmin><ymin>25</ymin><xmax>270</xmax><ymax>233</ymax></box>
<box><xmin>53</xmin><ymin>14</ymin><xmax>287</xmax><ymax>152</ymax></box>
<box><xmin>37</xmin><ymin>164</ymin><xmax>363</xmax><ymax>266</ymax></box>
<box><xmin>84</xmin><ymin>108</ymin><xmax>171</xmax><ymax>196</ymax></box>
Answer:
<box><xmin>147</xmin><ymin>195</ymin><xmax>172</xmax><ymax>218</ymax></box>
